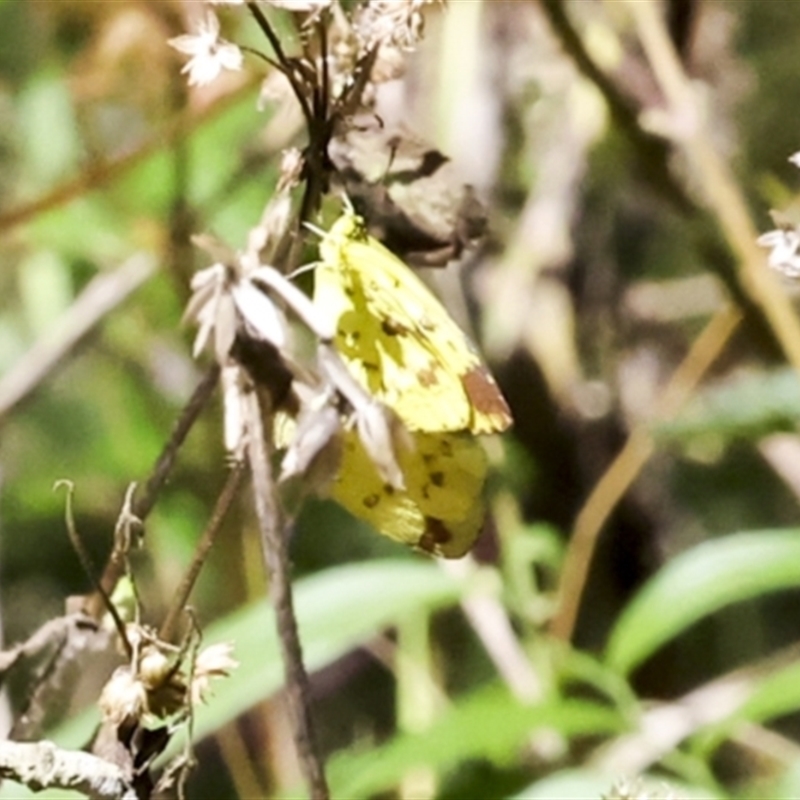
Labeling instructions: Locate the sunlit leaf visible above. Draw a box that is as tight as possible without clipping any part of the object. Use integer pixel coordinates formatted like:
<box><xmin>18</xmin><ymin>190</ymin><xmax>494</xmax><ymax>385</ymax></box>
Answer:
<box><xmin>606</xmin><ymin>530</ymin><xmax>800</xmax><ymax>675</ymax></box>
<box><xmin>328</xmin><ymin>686</ymin><xmax>624</xmax><ymax>798</ymax></box>
<box><xmin>655</xmin><ymin>368</ymin><xmax>800</xmax><ymax>442</ymax></box>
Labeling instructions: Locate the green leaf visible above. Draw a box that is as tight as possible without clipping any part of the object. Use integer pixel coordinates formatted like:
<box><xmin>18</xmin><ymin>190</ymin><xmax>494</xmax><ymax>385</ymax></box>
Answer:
<box><xmin>655</xmin><ymin>368</ymin><xmax>800</xmax><ymax>442</ymax></box>
<box><xmin>606</xmin><ymin>530</ymin><xmax>800</xmax><ymax>675</ymax></box>
<box><xmin>17</xmin><ymin>71</ymin><xmax>80</xmax><ymax>186</ymax></box>
<box><xmin>328</xmin><ymin>686</ymin><xmax>623</xmax><ymax>798</ymax></box>
<box><xmin>696</xmin><ymin>659</ymin><xmax>800</xmax><ymax>755</ymax></box>
<box><xmin>185</xmin><ymin>558</ymin><xmax>465</xmax><ymax>748</ymax></box>
<box><xmin>735</xmin><ymin>659</ymin><xmax>800</xmax><ymax>725</ymax></box>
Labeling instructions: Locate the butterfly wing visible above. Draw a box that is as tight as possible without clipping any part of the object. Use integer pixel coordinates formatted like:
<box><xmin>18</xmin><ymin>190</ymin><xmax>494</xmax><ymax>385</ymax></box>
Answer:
<box><xmin>317</xmin><ymin>212</ymin><xmax>512</xmax><ymax>435</ymax></box>
<box><xmin>331</xmin><ymin>428</ymin><xmax>488</xmax><ymax>558</ymax></box>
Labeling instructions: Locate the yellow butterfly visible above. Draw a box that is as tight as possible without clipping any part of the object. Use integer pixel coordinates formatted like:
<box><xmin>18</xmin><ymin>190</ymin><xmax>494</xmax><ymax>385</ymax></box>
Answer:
<box><xmin>310</xmin><ymin>208</ymin><xmax>511</xmax><ymax>558</ymax></box>
<box><xmin>315</xmin><ymin>210</ymin><xmax>512</xmax><ymax>436</ymax></box>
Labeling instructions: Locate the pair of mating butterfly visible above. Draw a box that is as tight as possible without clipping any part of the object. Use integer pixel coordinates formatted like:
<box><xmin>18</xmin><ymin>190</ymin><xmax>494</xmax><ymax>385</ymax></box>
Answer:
<box><xmin>304</xmin><ymin>208</ymin><xmax>512</xmax><ymax>558</ymax></box>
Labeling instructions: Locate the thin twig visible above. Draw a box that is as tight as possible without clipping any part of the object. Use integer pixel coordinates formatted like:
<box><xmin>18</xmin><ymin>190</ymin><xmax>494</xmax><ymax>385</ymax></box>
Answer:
<box><xmin>81</xmin><ymin>365</ymin><xmax>220</xmax><ymax>622</ymax></box>
<box><xmin>0</xmin><ymin>254</ymin><xmax>156</xmax><ymax>423</ymax></box>
<box><xmin>160</xmin><ymin>463</ymin><xmax>246</xmax><ymax>643</ymax></box>
<box><xmin>54</xmin><ymin>481</ymin><xmax>132</xmax><ymax>660</ymax></box>
<box><xmin>246</xmin><ymin>2</ymin><xmax>314</xmax><ymax>127</ymax></box>
<box><xmin>133</xmin><ymin>364</ymin><xmax>221</xmax><ymax>522</ymax></box>
<box><xmin>4</xmin><ymin>614</ymin><xmax>106</xmax><ymax>742</ymax></box>
<box><xmin>552</xmin><ymin>305</ymin><xmax>741</xmax><ymax>641</ymax></box>
<box><xmin>245</xmin><ymin>387</ymin><xmax>329</xmax><ymax>799</ymax></box>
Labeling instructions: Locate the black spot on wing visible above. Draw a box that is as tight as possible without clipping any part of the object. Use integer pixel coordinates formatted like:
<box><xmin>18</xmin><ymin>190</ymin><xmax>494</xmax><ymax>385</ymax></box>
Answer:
<box><xmin>418</xmin><ymin>517</ymin><xmax>452</xmax><ymax>554</ymax></box>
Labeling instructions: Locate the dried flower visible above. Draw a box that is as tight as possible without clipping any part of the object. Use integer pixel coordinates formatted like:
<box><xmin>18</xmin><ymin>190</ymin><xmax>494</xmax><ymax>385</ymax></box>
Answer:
<box><xmin>191</xmin><ymin>642</ymin><xmax>238</xmax><ymax>705</ymax></box>
<box><xmin>355</xmin><ymin>0</ymin><xmax>436</xmax><ymax>51</ymax></box>
<box><xmin>185</xmin><ymin>242</ymin><xmax>289</xmax><ymax>363</ymax></box>
<box><xmin>99</xmin><ymin>667</ymin><xmax>148</xmax><ymax>726</ymax></box>
<box><xmin>231</xmin><ymin>279</ymin><xmax>288</xmax><ymax>348</ymax></box>
<box><xmin>757</xmin><ymin>227</ymin><xmax>800</xmax><ymax>278</ymax></box>
<box><xmin>279</xmin><ymin>390</ymin><xmax>342</xmax><ymax>484</ymax></box>
<box><xmin>139</xmin><ymin>646</ymin><xmax>175</xmax><ymax>690</ymax></box>
<box><xmin>168</xmin><ymin>11</ymin><xmax>243</xmax><ymax>87</ymax></box>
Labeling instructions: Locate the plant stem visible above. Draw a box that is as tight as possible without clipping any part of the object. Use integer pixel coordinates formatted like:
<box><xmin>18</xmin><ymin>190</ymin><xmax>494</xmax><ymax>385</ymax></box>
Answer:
<box><xmin>245</xmin><ymin>388</ymin><xmax>329</xmax><ymax>799</ymax></box>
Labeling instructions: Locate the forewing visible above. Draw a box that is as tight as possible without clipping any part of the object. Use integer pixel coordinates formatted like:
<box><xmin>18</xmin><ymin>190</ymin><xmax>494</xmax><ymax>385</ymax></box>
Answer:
<box><xmin>318</xmin><ymin>215</ymin><xmax>511</xmax><ymax>434</ymax></box>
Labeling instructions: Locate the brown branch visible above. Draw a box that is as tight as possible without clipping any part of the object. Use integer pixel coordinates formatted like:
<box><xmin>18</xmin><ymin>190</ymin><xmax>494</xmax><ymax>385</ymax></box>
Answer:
<box><xmin>244</xmin><ymin>387</ymin><xmax>329</xmax><ymax>800</ymax></box>
<box><xmin>0</xmin><ymin>740</ymin><xmax>135</xmax><ymax>800</ymax></box>
<box><xmin>80</xmin><ymin>364</ymin><xmax>220</xmax><ymax>622</ymax></box>
<box><xmin>133</xmin><ymin>364</ymin><xmax>221</xmax><ymax>523</ymax></box>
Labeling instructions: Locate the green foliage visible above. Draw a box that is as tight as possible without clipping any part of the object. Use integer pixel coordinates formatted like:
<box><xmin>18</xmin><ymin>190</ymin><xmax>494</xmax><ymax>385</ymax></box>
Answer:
<box><xmin>328</xmin><ymin>690</ymin><xmax>624</xmax><ymax>798</ymax></box>
<box><xmin>5</xmin><ymin>2</ymin><xmax>800</xmax><ymax>799</ymax></box>
<box><xmin>607</xmin><ymin>530</ymin><xmax>800</xmax><ymax>675</ymax></box>
<box><xmin>656</xmin><ymin>368</ymin><xmax>800</xmax><ymax>442</ymax></box>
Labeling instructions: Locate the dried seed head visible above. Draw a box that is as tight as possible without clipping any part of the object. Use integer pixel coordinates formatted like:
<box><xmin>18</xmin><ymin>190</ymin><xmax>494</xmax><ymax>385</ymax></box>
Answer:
<box><xmin>139</xmin><ymin>646</ymin><xmax>174</xmax><ymax>690</ymax></box>
<box><xmin>354</xmin><ymin>0</ymin><xmax>436</xmax><ymax>52</ymax></box>
<box><xmin>99</xmin><ymin>667</ymin><xmax>147</xmax><ymax>726</ymax></box>
<box><xmin>279</xmin><ymin>398</ymin><xmax>342</xmax><ymax>482</ymax></box>
<box><xmin>191</xmin><ymin>642</ymin><xmax>239</xmax><ymax>705</ymax></box>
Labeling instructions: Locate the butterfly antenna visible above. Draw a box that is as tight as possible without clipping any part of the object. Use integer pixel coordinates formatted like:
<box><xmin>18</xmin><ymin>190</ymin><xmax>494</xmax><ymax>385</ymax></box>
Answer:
<box><xmin>303</xmin><ymin>220</ymin><xmax>326</xmax><ymax>239</ymax></box>
<box><xmin>286</xmin><ymin>260</ymin><xmax>319</xmax><ymax>281</ymax></box>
